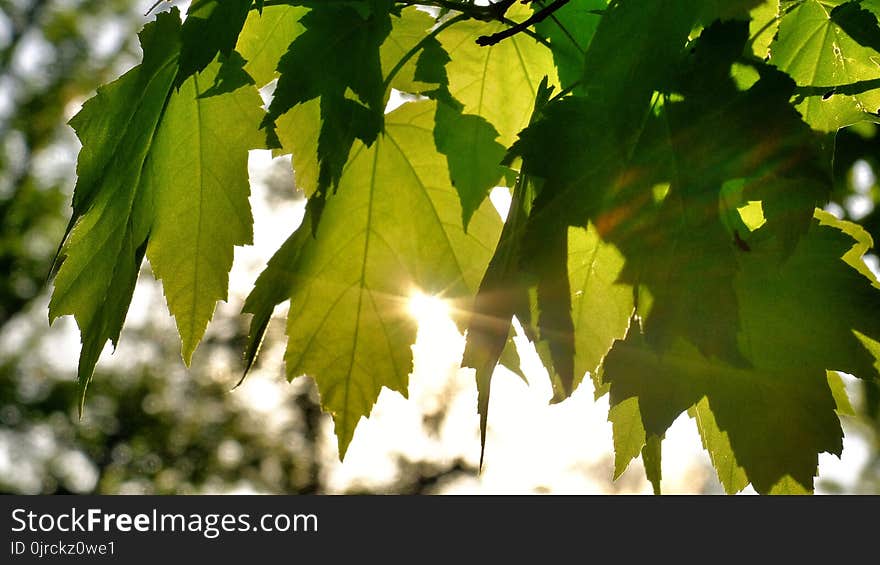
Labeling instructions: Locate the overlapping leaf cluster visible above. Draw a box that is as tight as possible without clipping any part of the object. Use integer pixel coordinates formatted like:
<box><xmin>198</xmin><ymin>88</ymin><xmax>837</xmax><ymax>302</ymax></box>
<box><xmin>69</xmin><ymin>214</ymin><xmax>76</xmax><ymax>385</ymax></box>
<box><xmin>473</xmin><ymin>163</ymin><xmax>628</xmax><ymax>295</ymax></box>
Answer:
<box><xmin>51</xmin><ymin>0</ymin><xmax>880</xmax><ymax>493</ymax></box>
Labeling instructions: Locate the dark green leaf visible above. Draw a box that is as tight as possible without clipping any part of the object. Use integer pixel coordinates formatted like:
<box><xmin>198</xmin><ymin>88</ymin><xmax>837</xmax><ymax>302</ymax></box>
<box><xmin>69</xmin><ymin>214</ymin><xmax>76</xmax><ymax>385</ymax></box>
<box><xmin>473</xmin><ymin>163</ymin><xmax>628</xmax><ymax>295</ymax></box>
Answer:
<box><xmin>533</xmin><ymin>0</ymin><xmax>604</xmax><ymax>92</ymax></box>
<box><xmin>434</xmin><ymin>101</ymin><xmax>507</xmax><ymax>229</ymax></box>
<box><xmin>642</xmin><ymin>434</ymin><xmax>663</xmax><ymax>495</ymax></box>
<box><xmin>177</xmin><ymin>0</ymin><xmax>253</xmax><ymax>86</ymax></box>
<box><xmin>50</xmin><ymin>10</ymin><xmax>183</xmax><ymax>408</ymax></box>
<box><xmin>266</xmin><ymin>1</ymin><xmax>392</xmax><ymax>194</ymax></box>
<box><xmin>51</xmin><ymin>8</ymin><xmax>268</xmax><ymax>405</ymax></box>
<box><xmin>606</xmin><ymin>211</ymin><xmax>880</xmax><ymax>493</ymax></box>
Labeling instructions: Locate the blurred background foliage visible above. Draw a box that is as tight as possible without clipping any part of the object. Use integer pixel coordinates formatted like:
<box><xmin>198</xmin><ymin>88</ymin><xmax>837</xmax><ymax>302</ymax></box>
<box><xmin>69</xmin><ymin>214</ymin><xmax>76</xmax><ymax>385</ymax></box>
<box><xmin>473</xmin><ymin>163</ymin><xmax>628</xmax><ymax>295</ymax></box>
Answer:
<box><xmin>0</xmin><ymin>0</ymin><xmax>877</xmax><ymax>494</ymax></box>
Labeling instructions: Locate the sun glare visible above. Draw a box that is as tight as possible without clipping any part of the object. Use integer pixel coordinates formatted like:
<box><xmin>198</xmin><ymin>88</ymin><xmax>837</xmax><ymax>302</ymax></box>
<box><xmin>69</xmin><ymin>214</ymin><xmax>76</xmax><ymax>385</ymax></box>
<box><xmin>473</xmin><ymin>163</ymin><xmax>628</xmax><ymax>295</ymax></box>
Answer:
<box><xmin>407</xmin><ymin>291</ymin><xmax>451</xmax><ymax>322</ymax></box>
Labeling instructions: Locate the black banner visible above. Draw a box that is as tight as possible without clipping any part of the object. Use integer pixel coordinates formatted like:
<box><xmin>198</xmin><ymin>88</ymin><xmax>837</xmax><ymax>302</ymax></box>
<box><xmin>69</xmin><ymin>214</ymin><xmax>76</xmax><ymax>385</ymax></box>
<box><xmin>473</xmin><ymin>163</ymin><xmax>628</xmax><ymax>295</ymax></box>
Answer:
<box><xmin>0</xmin><ymin>495</ymin><xmax>874</xmax><ymax>562</ymax></box>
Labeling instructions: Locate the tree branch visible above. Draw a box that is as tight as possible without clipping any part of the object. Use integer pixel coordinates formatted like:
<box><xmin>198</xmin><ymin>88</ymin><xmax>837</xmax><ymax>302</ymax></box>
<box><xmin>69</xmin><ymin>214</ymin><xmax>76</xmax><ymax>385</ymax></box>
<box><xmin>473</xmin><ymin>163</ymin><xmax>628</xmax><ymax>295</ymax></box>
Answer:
<box><xmin>476</xmin><ymin>0</ymin><xmax>569</xmax><ymax>46</ymax></box>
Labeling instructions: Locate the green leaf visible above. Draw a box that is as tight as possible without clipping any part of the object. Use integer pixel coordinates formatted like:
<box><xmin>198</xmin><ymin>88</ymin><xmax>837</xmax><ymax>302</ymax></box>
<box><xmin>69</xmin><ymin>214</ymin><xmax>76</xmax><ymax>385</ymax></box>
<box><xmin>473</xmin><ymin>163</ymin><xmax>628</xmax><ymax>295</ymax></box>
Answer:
<box><xmin>145</xmin><ymin>55</ymin><xmax>266</xmax><ymax>364</ymax></box>
<box><xmin>691</xmin><ymin>372</ymin><xmax>846</xmax><ymax>495</ymax></box>
<box><xmin>387</xmin><ymin>16</ymin><xmax>510</xmax><ymax>230</ymax></box>
<box><xmin>236</xmin><ymin>4</ymin><xmax>307</xmax><ymax>87</ymax></box>
<box><xmin>381</xmin><ymin>6</ymin><xmax>439</xmax><ymax>95</ymax></box>
<box><xmin>50</xmin><ymin>10</ymin><xmax>182</xmax><ymax>409</ymax></box>
<box><xmin>437</xmin><ymin>1</ymin><xmax>558</xmax><ymax>146</ymax></box>
<box><xmin>606</xmin><ymin>211</ymin><xmax>880</xmax><ymax>493</ymax></box>
<box><xmin>241</xmin><ymin>201</ymin><xmax>318</xmax><ymax>377</ymax></box>
<box><xmin>750</xmin><ymin>0</ymin><xmax>779</xmax><ymax>58</ymax></box>
<box><xmin>51</xmin><ymin>8</ymin><xmax>268</xmax><ymax>404</ymax></box>
<box><xmin>274</xmin><ymin>99</ymin><xmax>321</xmax><ymax>198</ymax></box>
<box><xmin>568</xmin><ymin>224</ymin><xmax>634</xmax><ymax>392</ymax></box>
<box><xmin>642</xmin><ymin>434</ymin><xmax>663</xmax><ymax>495</ymax></box>
<box><xmin>607</xmin><ymin>329</ymin><xmax>842</xmax><ymax>494</ymax></box>
<box><xmin>434</xmin><ymin>101</ymin><xmax>507</xmax><ymax>229</ymax></box>
<box><xmin>533</xmin><ymin>0</ymin><xmax>605</xmax><ymax>92</ymax></box>
<box><xmin>266</xmin><ymin>1</ymin><xmax>392</xmax><ymax>194</ymax></box>
<box><xmin>280</xmin><ymin>101</ymin><xmax>501</xmax><ymax>456</ymax></box>
<box><xmin>462</xmin><ymin>79</ymin><xmax>556</xmax><ymax>462</ymax></box>
<box><xmin>738</xmin><ymin>210</ymin><xmax>880</xmax><ymax>382</ymax></box>
<box><xmin>772</xmin><ymin>0</ymin><xmax>880</xmax><ymax>131</ymax></box>
<box><xmin>609</xmin><ymin>396</ymin><xmax>647</xmax><ymax>480</ymax></box>
<box><xmin>177</xmin><ymin>0</ymin><xmax>253</xmax><ymax>86</ymax></box>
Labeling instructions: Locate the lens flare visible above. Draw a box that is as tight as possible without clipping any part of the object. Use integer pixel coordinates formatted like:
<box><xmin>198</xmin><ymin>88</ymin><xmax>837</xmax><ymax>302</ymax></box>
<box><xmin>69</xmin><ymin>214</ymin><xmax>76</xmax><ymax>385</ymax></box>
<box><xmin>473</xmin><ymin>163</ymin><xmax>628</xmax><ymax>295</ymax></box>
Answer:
<box><xmin>407</xmin><ymin>291</ymin><xmax>450</xmax><ymax>322</ymax></box>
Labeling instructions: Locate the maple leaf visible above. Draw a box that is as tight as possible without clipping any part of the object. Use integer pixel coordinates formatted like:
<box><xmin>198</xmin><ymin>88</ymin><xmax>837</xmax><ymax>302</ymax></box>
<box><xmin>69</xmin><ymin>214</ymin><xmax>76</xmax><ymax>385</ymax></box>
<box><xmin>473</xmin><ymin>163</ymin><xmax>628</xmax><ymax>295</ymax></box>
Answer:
<box><xmin>772</xmin><ymin>0</ymin><xmax>880</xmax><ymax>131</ymax></box>
<box><xmin>606</xmin><ymin>211</ymin><xmax>880</xmax><ymax>493</ymax></box>
<box><xmin>266</xmin><ymin>0</ymin><xmax>393</xmax><ymax>195</ymax></box>
<box><xmin>51</xmin><ymin>9</ymin><xmax>265</xmax><ymax>405</ymax></box>
<box><xmin>533</xmin><ymin>0</ymin><xmax>604</xmax><ymax>92</ymax></box>
<box><xmin>236</xmin><ymin>4</ymin><xmax>307</xmax><ymax>88</ymax></box>
<box><xmin>437</xmin><ymin>1</ymin><xmax>558</xmax><ymax>147</ymax></box>
<box><xmin>177</xmin><ymin>0</ymin><xmax>253</xmax><ymax>86</ymax></box>
<box><xmin>145</xmin><ymin>54</ymin><xmax>265</xmax><ymax>364</ymax></box>
<box><xmin>48</xmin><ymin>0</ymin><xmax>880</xmax><ymax>494</ymax></box>
<box><xmin>247</xmin><ymin>101</ymin><xmax>502</xmax><ymax>456</ymax></box>
<box><xmin>50</xmin><ymin>11</ymin><xmax>183</xmax><ymax>407</ymax></box>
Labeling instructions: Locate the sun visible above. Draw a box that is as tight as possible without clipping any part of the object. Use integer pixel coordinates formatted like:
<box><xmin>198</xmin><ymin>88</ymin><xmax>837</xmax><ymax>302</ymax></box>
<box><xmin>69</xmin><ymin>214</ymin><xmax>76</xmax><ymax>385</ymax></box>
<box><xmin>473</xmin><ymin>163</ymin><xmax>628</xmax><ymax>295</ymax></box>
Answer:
<box><xmin>407</xmin><ymin>290</ymin><xmax>451</xmax><ymax>323</ymax></box>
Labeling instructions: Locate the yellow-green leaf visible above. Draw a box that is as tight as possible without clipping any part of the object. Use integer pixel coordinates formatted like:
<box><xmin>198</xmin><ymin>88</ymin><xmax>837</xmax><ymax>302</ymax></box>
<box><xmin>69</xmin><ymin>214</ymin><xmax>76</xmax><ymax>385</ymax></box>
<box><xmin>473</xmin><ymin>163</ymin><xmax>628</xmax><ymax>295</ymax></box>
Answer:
<box><xmin>145</xmin><ymin>57</ymin><xmax>265</xmax><ymax>363</ymax></box>
<box><xmin>281</xmin><ymin>100</ymin><xmax>501</xmax><ymax>455</ymax></box>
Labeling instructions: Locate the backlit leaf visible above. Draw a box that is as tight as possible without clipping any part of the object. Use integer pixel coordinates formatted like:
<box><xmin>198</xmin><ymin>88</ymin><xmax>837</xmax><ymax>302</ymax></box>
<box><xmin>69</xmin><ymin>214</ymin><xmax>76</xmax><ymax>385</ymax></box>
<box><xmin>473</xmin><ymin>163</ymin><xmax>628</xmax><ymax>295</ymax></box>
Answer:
<box><xmin>50</xmin><ymin>11</ymin><xmax>183</xmax><ymax>407</ymax></box>
<box><xmin>437</xmin><ymin>1</ymin><xmax>558</xmax><ymax>146</ymax></box>
<box><xmin>772</xmin><ymin>0</ymin><xmax>880</xmax><ymax>131</ymax></box>
<box><xmin>145</xmin><ymin>56</ymin><xmax>265</xmax><ymax>363</ymax></box>
<box><xmin>267</xmin><ymin>0</ymin><xmax>392</xmax><ymax>193</ymax></box>
<box><xmin>279</xmin><ymin>101</ymin><xmax>501</xmax><ymax>455</ymax></box>
<box><xmin>51</xmin><ymin>9</ymin><xmax>267</xmax><ymax>404</ymax></box>
<box><xmin>236</xmin><ymin>4</ymin><xmax>308</xmax><ymax>87</ymax></box>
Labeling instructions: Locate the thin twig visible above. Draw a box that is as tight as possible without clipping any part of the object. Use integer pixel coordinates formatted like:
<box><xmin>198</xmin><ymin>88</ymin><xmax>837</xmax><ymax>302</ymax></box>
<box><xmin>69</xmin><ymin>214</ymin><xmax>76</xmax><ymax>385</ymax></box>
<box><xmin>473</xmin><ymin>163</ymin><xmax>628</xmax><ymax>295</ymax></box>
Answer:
<box><xmin>476</xmin><ymin>0</ymin><xmax>569</xmax><ymax>46</ymax></box>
